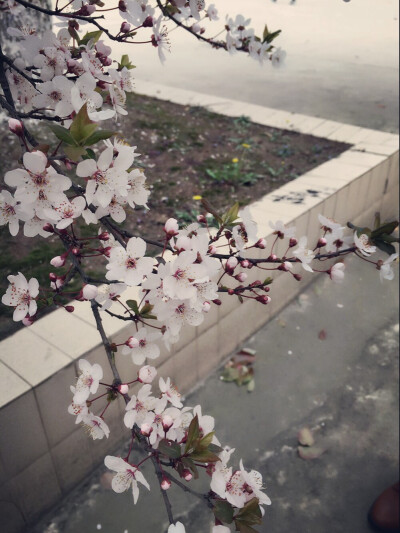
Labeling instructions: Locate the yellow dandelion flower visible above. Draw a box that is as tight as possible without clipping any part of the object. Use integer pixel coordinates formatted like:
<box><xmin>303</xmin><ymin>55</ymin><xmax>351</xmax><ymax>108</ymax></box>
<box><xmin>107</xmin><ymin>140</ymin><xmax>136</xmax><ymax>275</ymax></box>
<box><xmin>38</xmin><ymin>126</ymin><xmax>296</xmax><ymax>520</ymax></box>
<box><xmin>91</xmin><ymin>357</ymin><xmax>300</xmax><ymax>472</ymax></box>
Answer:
<box><xmin>232</xmin><ymin>158</ymin><xmax>239</xmax><ymax>164</ymax></box>
<box><xmin>192</xmin><ymin>195</ymin><xmax>202</xmax><ymax>200</ymax></box>
<box><xmin>241</xmin><ymin>143</ymin><xmax>250</xmax><ymax>149</ymax></box>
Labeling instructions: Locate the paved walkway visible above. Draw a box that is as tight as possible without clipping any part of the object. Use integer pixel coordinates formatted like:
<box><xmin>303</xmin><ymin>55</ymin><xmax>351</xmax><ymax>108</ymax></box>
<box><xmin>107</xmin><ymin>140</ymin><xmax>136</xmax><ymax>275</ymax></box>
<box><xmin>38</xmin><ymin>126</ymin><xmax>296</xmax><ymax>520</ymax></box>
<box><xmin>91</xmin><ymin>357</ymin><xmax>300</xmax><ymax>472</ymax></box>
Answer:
<box><xmin>35</xmin><ymin>255</ymin><xmax>399</xmax><ymax>533</ymax></box>
<box><xmin>106</xmin><ymin>0</ymin><xmax>399</xmax><ymax>133</ymax></box>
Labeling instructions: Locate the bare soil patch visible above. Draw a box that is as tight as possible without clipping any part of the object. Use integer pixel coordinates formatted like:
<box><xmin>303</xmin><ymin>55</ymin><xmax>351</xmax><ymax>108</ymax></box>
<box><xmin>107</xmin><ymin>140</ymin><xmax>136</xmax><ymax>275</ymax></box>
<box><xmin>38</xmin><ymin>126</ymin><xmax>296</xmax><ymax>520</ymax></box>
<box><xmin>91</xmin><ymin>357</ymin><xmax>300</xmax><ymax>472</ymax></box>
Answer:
<box><xmin>0</xmin><ymin>93</ymin><xmax>350</xmax><ymax>339</ymax></box>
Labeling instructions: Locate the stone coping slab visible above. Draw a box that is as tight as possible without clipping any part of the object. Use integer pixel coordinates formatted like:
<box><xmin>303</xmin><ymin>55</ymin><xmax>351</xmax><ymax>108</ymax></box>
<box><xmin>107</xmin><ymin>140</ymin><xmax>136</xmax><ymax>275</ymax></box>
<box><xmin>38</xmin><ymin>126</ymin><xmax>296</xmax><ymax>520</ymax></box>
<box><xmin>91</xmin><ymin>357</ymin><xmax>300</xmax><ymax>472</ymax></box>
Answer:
<box><xmin>0</xmin><ymin>81</ymin><xmax>398</xmax><ymax>409</ymax></box>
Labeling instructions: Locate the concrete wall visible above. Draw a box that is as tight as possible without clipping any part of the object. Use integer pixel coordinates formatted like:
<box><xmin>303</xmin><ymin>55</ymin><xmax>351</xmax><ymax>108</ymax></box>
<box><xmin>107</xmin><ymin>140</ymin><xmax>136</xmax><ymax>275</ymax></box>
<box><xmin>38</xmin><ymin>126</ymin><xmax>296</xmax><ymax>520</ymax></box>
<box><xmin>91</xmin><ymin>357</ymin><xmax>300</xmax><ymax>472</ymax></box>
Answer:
<box><xmin>0</xmin><ymin>86</ymin><xmax>398</xmax><ymax>532</ymax></box>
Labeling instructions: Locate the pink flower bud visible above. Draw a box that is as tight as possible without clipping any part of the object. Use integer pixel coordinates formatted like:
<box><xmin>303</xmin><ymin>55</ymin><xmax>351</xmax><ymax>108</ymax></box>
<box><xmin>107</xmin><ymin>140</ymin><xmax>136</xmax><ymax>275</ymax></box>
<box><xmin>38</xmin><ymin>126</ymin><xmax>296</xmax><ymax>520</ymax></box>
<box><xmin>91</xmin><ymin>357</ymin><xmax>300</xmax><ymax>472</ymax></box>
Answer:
<box><xmin>49</xmin><ymin>272</ymin><xmax>57</xmax><ymax>282</ymax></box>
<box><xmin>50</xmin><ymin>255</ymin><xmax>66</xmax><ymax>268</ymax></box>
<box><xmin>22</xmin><ymin>316</ymin><xmax>34</xmax><ymax>326</ymax></box>
<box><xmin>208</xmin><ymin>245</ymin><xmax>217</xmax><ymax>255</ymax></box>
<box><xmin>118</xmin><ymin>0</ymin><xmax>127</xmax><ymax>11</ymax></box>
<box><xmin>256</xmin><ymin>295</ymin><xmax>271</xmax><ymax>305</ymax></box>
<box><xmin>162</xmin><ymin>415</ymin><xmax>174</xmax><ymax>432</ymax></box>
<box><xmin>241</xmin><ymin>259</ymin><xmax>250</xmax><ymax>268</ymax></box>
<box><xmin>212</xmin><ymin>298</ymin><xmax>221</xmax><ymax>306</ymax></box>
<box><xmin>120</xmin><ymin>21</ymin><xmax>131</xmax><ymax>33</ymax></box>
<box><xmin>255</xmin><ymin>238</ymin><xmax>267</xmax><ymax>249</ymax></box>
<box><xmin>141</xmin><ymin>423</ymin><xmax>153</xmax><ymax>437</ymax></box>
<box><xmin>102</xmin><ymin>246</ymin><xmax>112</xmax><ymax>258</ymax></box>
<box><xmin>42</xmin><ymin>223</ymin><xmax>54</xmax><ymax>233</ymax></box>
<box><xmin>226</xmin><ymin>256</ymin><xmax>238</xmax><ymax>272</ymax></box>
<box><xmin>289</xmin><ymin>238</ymin><xmax>298</xmax><ymax>248</ymax></box>
<box><xmin>71</xmin><ymin>247</ymin><xmax>80</xmax><ymax>256</ymax></box>
<box><xmin>293</xmin><ymin>273</ymin><xmax>302</xmax><ymax>281</ymax></box>
<box><xmin>76</xmin><ymin>4</ymin><xmax>96</xmax><ymax>15</ymax></box>
<box><xmin>267</xmin><ymin>254</ymin><xmax>277</xmax><ymax>261</ymax></box>
<box><xmin>64</xmin><ymin>305</ymin><xmax>75</xmax><ymax>313</ymax></box>
<box><xmin>278</xmin><ymin>261</ymin><xmax>293</xmax><ymax>272</ymax></box>
<box><xmin>183</xmin><ymin>470</ymin><xmax>193</xmax><ymax>481</ymax></box>
<box><xmin>191</xmin><ymin>23</ymin><xmax>201</xmax><ymax>33</ymax></box>
<box><xmin>161</xmin><ymin>476</ymin><xmax>171</xmax><ymax>490</ymax></box>
<box><xmin>98</xmin><ymin>232</ymin><xmax>110</xmax><ymax>241</ymax></box>
<box><xmin>228</xmin><ymin>288</ymin><xmax>235</xmax><ymax>295</ymax></box>
<box><xmin>126</xmin><ymin>336</ymin><xmax>139</xmax><ymax>349</ymax></box>
<box><xmin>138</xmin><ymin>365</ymin><xmax>157</xmax><ymax>384</ymax></box>
<box><xmin>235</xmin><ymin>272</ymin><xmax>247</xmax><ymax>283</ymax></box>
<box><xmin>82</xmin><ymin>284</ymin><xmax>98</xmax><ymax>300</ymax></box>
<box><xmin>143</xmin><ymin>15</ymin><xmax>154</xmax><ymax>27</ymax></box>
<box><xmin>197</xmin><ymin>214</ymin><xmax>207</xmax><ymax>224</ymax></box>
<box><xmin>8</xmin><ymin>118</ymin><xmax>24</xmax><ymax>137</ymax></box>
<box><xmin>317</xmin><ymin>237</ymin><xmax>327</xmax><ymax>248</ymax></box>
<box><xmin>164</xmin><ymin>218</ymin><xmax>179</xmax><ymax>238</ymax></box>
<box><xmin>202</xmin><ymin>301</ymin><xmax>211</xmax><ymax>313</ymax></box>
<box><xmin>118</xmin><ymin>384</ymin><xmax>129</xmax><ymax>394</ymax></box>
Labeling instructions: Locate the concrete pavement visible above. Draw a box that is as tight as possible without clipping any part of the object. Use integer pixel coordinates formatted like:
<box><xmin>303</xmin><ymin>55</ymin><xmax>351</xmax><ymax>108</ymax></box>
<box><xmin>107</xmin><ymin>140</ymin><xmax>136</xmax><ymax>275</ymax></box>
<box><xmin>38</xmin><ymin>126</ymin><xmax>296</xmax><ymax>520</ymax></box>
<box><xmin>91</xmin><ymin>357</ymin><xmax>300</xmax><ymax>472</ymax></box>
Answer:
<box><xmin>34</xmin><ymin>254</ymin><xmax>399</xmax><ymax>533</ymax></box>
<box><xmin>104</xmin><ymin>0</ymin><xmax>399</xmax><ymax>133</ymax></box>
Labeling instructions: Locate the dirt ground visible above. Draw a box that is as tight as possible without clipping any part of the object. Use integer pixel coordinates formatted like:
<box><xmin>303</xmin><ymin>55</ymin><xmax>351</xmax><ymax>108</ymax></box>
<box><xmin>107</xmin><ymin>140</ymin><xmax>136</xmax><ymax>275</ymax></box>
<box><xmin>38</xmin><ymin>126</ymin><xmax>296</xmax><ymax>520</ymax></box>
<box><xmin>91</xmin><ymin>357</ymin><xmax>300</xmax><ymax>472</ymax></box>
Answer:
<box><xmin>0</xmin><ymin>92</ymin><xmax>349</xmax><ymax>339</ymax></box>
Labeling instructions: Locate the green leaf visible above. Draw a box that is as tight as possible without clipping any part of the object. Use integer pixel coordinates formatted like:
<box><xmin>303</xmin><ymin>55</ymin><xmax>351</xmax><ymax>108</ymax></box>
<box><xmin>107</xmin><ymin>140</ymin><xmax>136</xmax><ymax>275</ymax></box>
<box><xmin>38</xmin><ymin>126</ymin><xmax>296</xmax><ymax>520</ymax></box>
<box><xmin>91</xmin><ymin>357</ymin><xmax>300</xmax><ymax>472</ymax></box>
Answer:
<box><xmin>222</xmin><ymin>202</ymin><xmax>240</xmax><ymax>225</ymax></box>
<box><xmin>201</xmin><ymin>198</ymin><xmax>223</xmax><ymax>224</ymax></box>
<box><xmin>220</xmin><ymin>367</ymin><xmax>240</xmax><ymax>382</ymax></box>
<box><xmin>235</xmin><ymin>524</ymin><xmax>259</xmax><ymax>533</ymax></box>
<box><xmin>263</xmin><ymin>277</ymin><xmax>273</xmax><ymax>285</ymax></box>
<box><xmin>140</xmin><ymin>302</ymin><xmax>154</xmax><ymax>317</ymax></box>
<box><xmin>263</xmin><ymin>28</ymin><xmax>281</xmax><ymax>44</ymax></box>
<box><xmin>184</xmin><ymin>415</ymin><xmax>200</xmax><ymax>454</ymax></box>
<box><xmin>79</xmin><ymin>30</ymin><xmax>103</xmax><ymax>46</ymax></box>
<box><xmin>48</xmin><ymin>124</ymin><xmax>77</xmax><ymax>146</ymax></box>
<box><xmin>373</xmin><ymin>239</ymin><xmax>397</xmax><ymax>256</ymax></box>
<box><xmin>373</xmin><ymin>212</ymin><xmax>381</xmax><ymax>230</ymax></box>
<box><xmin>371</xmin><ymin>220</ymin><xmax>399</xmax><ymax>238</ymax></box>
<box><xmin>84</xmin><ymin>129</ymin><xmax>115</xmax><ymax>146</ymax></box>
<box><xmin>213</xmin><ymin>500</ymin><xmax>234</xmax><ymax>525</ymax></box>
<box><xmin>189</xmin><ymin>450</ymin><xmax>220</xmax><ymax>463</ymax></box>
<box><xmin>262</xmin><ymin>24</ymin><xmax>269</xmax><ymax>42</ymax></box>
<box><xmin>126</xmin><ymin>300</ymin><xmax>139</xmax><ymax>314</ymax></box>
<box><xmin>208</xmin><ymin>443</ymin><xmax>223</xmax><ymax>454</ymax></box>
<box><xmin>64</xmin><ymin>145</ymin><xmax>86</xmax><ymax>161</ymax></box>
<box><xmin>234</xmin><ymin>498</ymin><xmax>262</xmax><ymax>526</ymax></box>
<box><xmin>118</xmin><ymin>54</ymin><xmax>136</xmax><ymax>70</ymax></box>
<box><xmin>198</xmin><ymin>431</ymin><xmax>215</xmax><ymax>449</ymax></box>
<box><xmin>247</xmin><ymin>379</ymin><xmax>255</xmax><ymax>392</ymax></box>
<box><xmin>158</xmin><ymin>439</ymin><xmax>182</xmax><ymax>459</ymax></box>
<box><xmin>86</xmin><ymin>148</ymin><xmax>96</xmax><ymax>159</ymax></box>
<box><xmin>181</xmin><ymin>457</ymin><xmax>199</xmax><ymax>479</ymax></box>
<box><xmin>70</xmin><ymin>104</ymin><xmax>96</xmax><ymax>144</ymax></box>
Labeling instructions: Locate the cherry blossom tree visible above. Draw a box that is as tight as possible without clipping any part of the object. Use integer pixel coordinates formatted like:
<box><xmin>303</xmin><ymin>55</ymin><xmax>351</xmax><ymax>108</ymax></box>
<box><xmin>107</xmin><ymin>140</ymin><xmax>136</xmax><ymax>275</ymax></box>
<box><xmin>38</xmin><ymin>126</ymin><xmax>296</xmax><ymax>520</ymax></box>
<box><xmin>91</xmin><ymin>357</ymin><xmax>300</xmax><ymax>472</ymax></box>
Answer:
<box><xmin>0</xmin><ymin>1</ymin><xmax>398</xmax><ymax>531</ymax></box>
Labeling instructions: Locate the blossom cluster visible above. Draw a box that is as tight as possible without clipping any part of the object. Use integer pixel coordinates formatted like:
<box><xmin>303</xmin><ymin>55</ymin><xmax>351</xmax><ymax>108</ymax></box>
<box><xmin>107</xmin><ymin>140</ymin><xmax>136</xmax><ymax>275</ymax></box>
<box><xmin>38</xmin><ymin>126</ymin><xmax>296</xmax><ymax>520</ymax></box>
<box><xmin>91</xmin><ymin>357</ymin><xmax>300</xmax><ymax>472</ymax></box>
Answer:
<box><xmin>69</xmin><ymin>357</ymin><xmax>271</xmax><ymax>529</ymax></box>
<box><xmin>0</xmin><ymin>1</ymin><xmax>398</xmax><ymax>531</ymax></box>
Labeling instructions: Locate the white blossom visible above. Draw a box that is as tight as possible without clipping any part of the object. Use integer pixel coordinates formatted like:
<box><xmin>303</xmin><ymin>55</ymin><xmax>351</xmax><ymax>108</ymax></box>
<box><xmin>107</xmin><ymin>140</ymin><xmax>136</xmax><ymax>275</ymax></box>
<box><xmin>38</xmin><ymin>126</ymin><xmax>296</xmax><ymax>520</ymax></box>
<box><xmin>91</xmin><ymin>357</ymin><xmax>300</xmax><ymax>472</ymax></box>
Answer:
<box><xmin>354</xmin><ymin>232</ymin><xmax>376</xmax><ymax>256</ymax></box>
<box><xmin>104</xmin><ymin>455</ymin><xmax>150</xmax><ymax>503</ymax></box>
<box><xmin>105</xmin><ymin>237</ymin><xmax>155</xmax><ymax>286</ymax></box>
<box><xmin>82</xmin><ymin>413</ymin><xmax>110</xmax><ymax>440</ymax></box>
<box><xmin>292</xmin><ymin>236</ymin><xmax>315</xmax><ymax>272</ymax></box>
<box><xmin>73</xmin><ymin>359</ymin><xmax>103</xmax><ymax>404</ymax></box>
<box><xmin>1</xmin><ymin>272</ymin><xmax>39</xmax><ymax>321</ymax></box>
<box><xmin>159</xmin><ymin>377</ymin><xmax>183</xmax><ymax>408</ymax></box>
<box><xmin>379</xmin><ymin>254</ymin><xmax>398</xmax><ymax>282</ymax></box>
